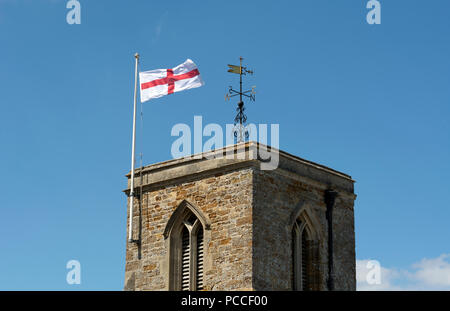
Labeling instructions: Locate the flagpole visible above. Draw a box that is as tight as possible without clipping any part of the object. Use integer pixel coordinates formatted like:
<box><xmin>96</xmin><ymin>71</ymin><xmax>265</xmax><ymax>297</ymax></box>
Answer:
<box><xmin>128</xmin><ymin>52</ymin><xmax>139</xmax><ymax>242</ymax></box>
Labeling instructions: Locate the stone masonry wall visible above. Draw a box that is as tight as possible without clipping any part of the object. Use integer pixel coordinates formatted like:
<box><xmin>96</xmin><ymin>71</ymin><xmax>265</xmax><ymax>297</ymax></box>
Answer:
<box><xmin>252</xmin><ymin>169</ymin><xmax>329</xmax><ymax>290</ymax></box>
<box><xmin>252</xmin><ymin>167</ymin><xmax>356</xmax><ymax>290</ymax></box>
<box><xmin>332</xmin><ymin>194</ymin><xmax>356</xmax><ymax>290</ymax></box>
<box><xmin>124</xmin><ymin>168</ymin><xmax>254</xmax><ymax>291</ymax></box>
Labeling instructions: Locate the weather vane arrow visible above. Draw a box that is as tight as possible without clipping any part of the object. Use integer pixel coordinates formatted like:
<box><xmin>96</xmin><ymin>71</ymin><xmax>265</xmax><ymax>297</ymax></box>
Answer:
<box><xmin>227</xmin><ymin>64</ymin><xmax>242</xmax><ymax>74</ymax></box>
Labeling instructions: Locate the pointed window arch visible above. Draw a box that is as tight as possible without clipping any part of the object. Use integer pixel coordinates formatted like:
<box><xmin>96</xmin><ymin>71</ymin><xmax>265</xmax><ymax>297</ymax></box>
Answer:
<box><xmin>165</xmin><ymin>201</ymin><xmax>210</xmax><ymax>291</ymax></box>
<box><xmin>290</xmin><ymin>202</ymin><xmax>322</xmax><ymax>291</ymax></box>
<box><xmin>292</xmin><ymin>219</ymin><xmax>313</xmax><ymax>290</ymax></box>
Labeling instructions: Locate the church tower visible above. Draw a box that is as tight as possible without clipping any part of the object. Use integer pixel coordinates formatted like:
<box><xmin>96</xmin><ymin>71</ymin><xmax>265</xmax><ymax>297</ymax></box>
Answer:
<box><xmin>123</xmin><ymin>142</ymin><xmax>356</xmax><ymax>290</ymax></box>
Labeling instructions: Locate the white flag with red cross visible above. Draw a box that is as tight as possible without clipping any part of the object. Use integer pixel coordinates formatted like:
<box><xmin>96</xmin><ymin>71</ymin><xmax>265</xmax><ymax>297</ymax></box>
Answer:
<box><xmin>139</xmin><ymin>59</ymin><xmax>204</xmax><ymax>103</ymax></box>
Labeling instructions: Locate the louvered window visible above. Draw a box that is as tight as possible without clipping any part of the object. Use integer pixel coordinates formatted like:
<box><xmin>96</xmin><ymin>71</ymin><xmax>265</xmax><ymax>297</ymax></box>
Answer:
<box><xmin>173</xmin><ymin>212</ymin><xmax>205</xmax><ymax>291</ymax></box>
<box><xmin>292</xmin><ymin>217</ymin><xmax>316</xmax><ymax>291</ymax></box>
<box><xmin>301</xmin><ymin>229</ymin><xmax>309</xmax><ymax>290</ymax></box>
<box><xmin>167</xmin><ymin>201</ymin><xmax>209</xmax><ymax>291</ymax></box>
<box><xmin>196</xmin><ymin>228</ymin><xmax>204</xmax><ymax>290</ymax></box>
<box><xmin>291</xmin><ymin>228</ymin><xmax>296</xmax><ymax>289</ymax></box>
<box><xmin>181</xmin><ymin>227</ymin><xmax>190</xmax><ymax>291</ymax></box>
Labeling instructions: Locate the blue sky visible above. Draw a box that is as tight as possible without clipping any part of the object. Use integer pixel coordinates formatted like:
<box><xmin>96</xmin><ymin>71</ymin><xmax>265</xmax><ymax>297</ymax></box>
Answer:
<box><xmin>0</xmin><ymin>0</ymin><xmax>449</xmax><ymax>290</ymax></box>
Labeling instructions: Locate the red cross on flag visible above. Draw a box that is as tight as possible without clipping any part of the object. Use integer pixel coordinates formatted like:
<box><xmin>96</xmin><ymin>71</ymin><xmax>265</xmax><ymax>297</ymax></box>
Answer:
<box><xmin>139</xmin><ymin>59</ymin><xmax>204</xmax><ymax>103</ymax></box>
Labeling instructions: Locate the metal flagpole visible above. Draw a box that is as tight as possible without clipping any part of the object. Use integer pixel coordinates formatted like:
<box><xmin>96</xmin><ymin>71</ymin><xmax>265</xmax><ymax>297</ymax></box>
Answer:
<box><xmin>128</xmin><ymin>52</ymin><xmax>139</xmax><ymax>242</ymax></box>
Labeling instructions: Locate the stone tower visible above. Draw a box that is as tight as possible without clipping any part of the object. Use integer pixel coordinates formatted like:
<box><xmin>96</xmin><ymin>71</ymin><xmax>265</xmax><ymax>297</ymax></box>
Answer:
<box><xmin>123</xmin><ymin>142</ymin><xmax>356</xmax><ymax>291</ymax></box>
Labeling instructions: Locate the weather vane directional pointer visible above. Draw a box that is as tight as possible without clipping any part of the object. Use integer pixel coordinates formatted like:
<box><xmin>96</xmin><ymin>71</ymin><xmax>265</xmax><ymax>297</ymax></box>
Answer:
<box><xmin>225</xmin><ymin>57</ymin><xmax>256</xmax><ymax>143</ymax></box>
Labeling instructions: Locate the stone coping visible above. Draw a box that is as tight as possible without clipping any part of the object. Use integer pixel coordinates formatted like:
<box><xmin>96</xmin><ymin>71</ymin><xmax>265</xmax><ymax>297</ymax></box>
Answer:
<box><xmin>124</xmin><ymin>142</ymin><xmax>355</xmax><ymax>193</ymax></box>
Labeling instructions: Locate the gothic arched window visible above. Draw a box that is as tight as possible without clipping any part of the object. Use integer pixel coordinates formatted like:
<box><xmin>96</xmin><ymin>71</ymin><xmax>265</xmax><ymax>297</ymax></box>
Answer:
<box><xmin>291</xmin><ymin>209</ymin><xmax>321</xmax><ymax>291</ymax></box>
<box><xmin>164</xmin><ymin>201</ymin><xmax>209</xmax><ymax>291</ymax></box>
<box><xmin>178</xmin><ymin>213</ymin><xmax>203</xmax><ymax>291</ymax></box>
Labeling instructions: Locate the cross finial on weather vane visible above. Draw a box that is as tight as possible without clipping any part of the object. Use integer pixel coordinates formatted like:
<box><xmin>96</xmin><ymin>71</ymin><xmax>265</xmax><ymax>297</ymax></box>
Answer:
<box><xmin>225</xmin><ymin>57</ymin><xmax>256</xmax><ymax>143</ymax></box>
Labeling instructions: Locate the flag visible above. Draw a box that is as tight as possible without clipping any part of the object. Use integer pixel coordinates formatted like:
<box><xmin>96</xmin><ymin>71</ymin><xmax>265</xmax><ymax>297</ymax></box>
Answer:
<box><xmin>139</xmin><ymin>59</ymin><xmax>204</xmax><ymax>103</ymax></box>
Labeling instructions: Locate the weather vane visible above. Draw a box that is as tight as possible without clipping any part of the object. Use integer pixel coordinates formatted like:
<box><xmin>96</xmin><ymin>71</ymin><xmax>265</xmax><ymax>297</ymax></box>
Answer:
<box><xmin>225</xmin><ymin>57</ymin><xmax>256</xmax><ymax>143</ymax></box>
